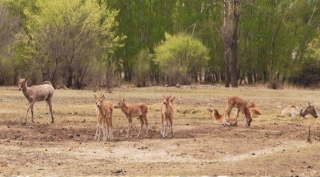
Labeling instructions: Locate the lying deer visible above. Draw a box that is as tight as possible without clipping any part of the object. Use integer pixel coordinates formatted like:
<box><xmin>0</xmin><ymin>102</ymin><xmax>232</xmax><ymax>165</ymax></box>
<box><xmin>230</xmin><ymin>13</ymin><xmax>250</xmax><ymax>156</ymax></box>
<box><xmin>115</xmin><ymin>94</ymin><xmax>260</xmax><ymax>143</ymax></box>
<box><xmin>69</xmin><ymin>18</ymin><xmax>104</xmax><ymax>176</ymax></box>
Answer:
<box><xmin>114</xmin><ymin>98</ymin><xmax>148</xmax><ymax>138</ymax></box>
<box><xmin>282</xmin><ymin>102</ymin><xmax>318</xmax><ymax>118</ymax></box>
<box><xmin>247</xmin><ymin>102</ymin><xmax>263</xmax><ymax>115</ymax></box>
<box><xmin>223</xmin><ymin>96</ymin><xmax>252</xmax><ymax>127</ymax></box>
<box><xmin>94</xmin><ymin>95</ymin><xmax>114</xmax><ymax>141</ymax></box>
<box><xmin>213</xmin><ymin>108</ymin><xmax>237</xmax><ymax>125</ymax></box>
<box><xmin>160</xmin><ymin>95</ymin><xmax>175</xmax><ymax>138</ymax></box>
<box><xmin>17</xmin><ymin>73</ymin><xmax>54</xmax><ymax>125</ymax></box>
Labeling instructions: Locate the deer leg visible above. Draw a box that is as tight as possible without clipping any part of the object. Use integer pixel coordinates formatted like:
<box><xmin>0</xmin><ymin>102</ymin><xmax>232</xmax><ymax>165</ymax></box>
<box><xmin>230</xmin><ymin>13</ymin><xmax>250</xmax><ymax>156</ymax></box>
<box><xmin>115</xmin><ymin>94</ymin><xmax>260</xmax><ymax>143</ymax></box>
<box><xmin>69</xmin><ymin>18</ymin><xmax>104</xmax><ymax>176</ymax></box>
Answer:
<box><xmin>23</xmin><ymin>102</ymin><xmax>33</xmax><ymax>124</ymax></box>
<box><xmin>109</xmin><ymin>119</ymin><xmax>113</xmax><ymax>140</ymax></box>
<box><xmin>46</xmin><ymin>100</ymin><xmax>54</xmax><ymax>124</ymax></box>
<box><xmin>223</xmin><ymin>107</ymin><xmax>232</xmax><ymax>126</ymax></box>
<box><xmin>97</xmin><ymin>125</ymin><xmax>101</xmax><ymax>141</ymax></box>
<box><xmin>162</xmin><ymin>118</ymin><xmax>166</xmax><ymax>139</ymax></box>
<box><xmin>131</xmin><ymin>119</ymin><xmax>135</xmax><ymax>138</ymax></box>
<box><xmin>233</xmin><ymin>109</ymin><xmax>240</xmax><ymax>126</ymax></box>
<box><xmin>144</xmin><ymin>114</ymin><xmax>148</xmax><ymax>137</ymax></box>
<box><xmin>94</xmin><ymin>122</ymin><xmax>99</xmax><ymax>140</ymax></box>
<box><xmin>102</xmin><ymin>120</ymin><xmax>106</xmax><ymax>141</ymax></box>
<box><xmin>30</xmin><ymin>102</ymin><xmax>35</xmax><ymax>125</ymax></box>
<box><xmin>170</xmin><ymin>117</ymin><xmax>174</xmax><ymax>137</ymax></box>
<box><xmin>160</xmin><ymin>114</ymin><xmax>164</xmax><ymax>137</ymax></box>
<box><xmin>137</xmin><ymin>116</ymin><xmax>144</xmax><ymax>138</ymax></box>
<box><xmin>126</xmin><ymin>117</ymin><xmax>131</xmax><ymax>138</ymax></box>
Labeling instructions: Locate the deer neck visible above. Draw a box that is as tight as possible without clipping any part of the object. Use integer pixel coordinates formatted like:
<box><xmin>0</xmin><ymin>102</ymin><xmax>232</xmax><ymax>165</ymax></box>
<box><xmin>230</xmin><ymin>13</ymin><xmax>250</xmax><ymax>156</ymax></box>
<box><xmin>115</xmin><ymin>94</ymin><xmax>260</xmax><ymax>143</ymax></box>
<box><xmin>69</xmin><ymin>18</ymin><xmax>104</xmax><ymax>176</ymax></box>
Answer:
<box><xmin>21</xmin><ymin>85</ymin><xmax>31</xmax><ymax>101</ymax></box>
<box><xmin>300</xmin><ymin>108</ymin><xmax>308</xmax><ymax>117</ymax></box>
<box><xmin>121</xmin><ymin>103</ymin><xmax>129</xmax><ymax>115</ymax></box>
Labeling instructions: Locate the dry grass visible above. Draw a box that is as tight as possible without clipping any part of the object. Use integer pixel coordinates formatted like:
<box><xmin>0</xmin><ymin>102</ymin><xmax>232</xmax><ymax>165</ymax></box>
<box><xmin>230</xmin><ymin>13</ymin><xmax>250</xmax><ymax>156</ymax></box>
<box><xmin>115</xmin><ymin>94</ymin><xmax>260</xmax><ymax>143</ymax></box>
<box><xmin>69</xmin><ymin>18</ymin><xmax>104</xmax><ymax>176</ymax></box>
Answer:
<box><xmin>0</xmin><ymin>85</ymin><xmax>320</xmax><ymax>176</ymax></box>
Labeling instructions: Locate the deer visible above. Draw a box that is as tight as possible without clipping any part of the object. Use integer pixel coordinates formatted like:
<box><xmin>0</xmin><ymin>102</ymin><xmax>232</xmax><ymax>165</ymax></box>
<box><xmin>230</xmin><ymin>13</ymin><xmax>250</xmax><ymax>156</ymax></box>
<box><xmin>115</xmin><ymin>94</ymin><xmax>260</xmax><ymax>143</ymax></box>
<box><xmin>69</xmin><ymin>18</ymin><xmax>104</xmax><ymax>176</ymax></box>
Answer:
<box><xmin>222</xmin><ymin>96</ymin><xmax>252</xmax><ymax>127</ymax></box>
<box><xmin>213</xmin><ymin>108</ymin><xmax>237</xmax><ymax>125</ymax></box>
<box><xmin>282</xmin><ymin>102</ymin><xmax>318</xmax><ymax>119</ymax></box>
<box><xmin>94</xmin><ymin>95</ymin><xmax>114</xmax><ymax>141</ymax></box>
<box><xmin>160</xmin><ymin>95</ymin><xmax>175</xmax><ymax>138</ymax></box>
<box><xmin>247</xmin><ymin>102</ymin><xmax>263</xmax><ymax>115</ymax></box>
<box><xmin>114</xmin><ymin>98</ymin><xmax>148</xmax><ymax>138</ymax></box>
<box><xmin>17</xmin><ymin>71</ymin><xmax>54</xmax><ymax>126</ymax></box>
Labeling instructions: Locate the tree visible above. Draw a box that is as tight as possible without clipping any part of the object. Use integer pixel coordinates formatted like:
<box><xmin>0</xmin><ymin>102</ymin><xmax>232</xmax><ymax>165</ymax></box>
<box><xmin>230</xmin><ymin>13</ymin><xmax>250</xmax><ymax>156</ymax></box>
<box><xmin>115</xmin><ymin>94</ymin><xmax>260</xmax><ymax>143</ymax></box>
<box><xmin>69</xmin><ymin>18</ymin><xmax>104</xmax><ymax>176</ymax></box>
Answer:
<box><xmin>153</xmin><ymin>32</ymin><xmax>209</xmax><ymax>85</ymax></box>
<box><xmin>16</xmin><ymin>0</ymin><xmax>123</xmax><ymax>88</ymax></box>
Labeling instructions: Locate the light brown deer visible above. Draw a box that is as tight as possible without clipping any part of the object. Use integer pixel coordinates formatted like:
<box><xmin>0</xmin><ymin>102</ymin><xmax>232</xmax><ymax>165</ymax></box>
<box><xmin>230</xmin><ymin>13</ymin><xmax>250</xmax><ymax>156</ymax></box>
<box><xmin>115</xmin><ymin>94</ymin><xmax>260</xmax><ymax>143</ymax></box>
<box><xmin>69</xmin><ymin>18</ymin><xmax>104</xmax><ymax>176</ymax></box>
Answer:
<box><xmin>17</xmin><ymin>71</ymin><xmax>54</xmax><ymax>125</ymax></box>
<box><xmin>247</xmin><ymin>102</ymin><xmax>263</xmax><ymax>115</ymax></box>
<box><xmin>114</xmin><ymin>98</ymin><xmax>148</xmax><ymax>138</ymax></box>
<box><xmin>223</xmin><ymin>96</ymin><xmax>252</xmax><ymax>127</ymax></box>
<box><xmin>94</xmin><ymin>95</ymin><xmax>114</xmax><ymax>141</ymax></box>
<box><xmin>282</xmin><ymin>102</ymin><xmax>318</xmax><ymax>119</ymax></box>
<box><xmin>213</xmin><ymin>108</ymin><xmax>237</xmax><ymax>125</ymax></box>
<box><xmin>160</xmin><ymin>95</ymin><xmax>175</xmax><ymax>138</ymax></box>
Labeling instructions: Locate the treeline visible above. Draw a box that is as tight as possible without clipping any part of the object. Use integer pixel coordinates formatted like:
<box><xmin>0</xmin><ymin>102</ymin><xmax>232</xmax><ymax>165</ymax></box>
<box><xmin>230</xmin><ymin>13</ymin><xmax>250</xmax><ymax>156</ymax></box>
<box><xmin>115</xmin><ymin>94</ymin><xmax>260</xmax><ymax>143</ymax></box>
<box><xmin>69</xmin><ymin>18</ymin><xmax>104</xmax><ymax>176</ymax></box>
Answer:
<box><xmin>0</xmin><ymin>0</ymin><xmax>320</xmax><ymax>89</ymax></box>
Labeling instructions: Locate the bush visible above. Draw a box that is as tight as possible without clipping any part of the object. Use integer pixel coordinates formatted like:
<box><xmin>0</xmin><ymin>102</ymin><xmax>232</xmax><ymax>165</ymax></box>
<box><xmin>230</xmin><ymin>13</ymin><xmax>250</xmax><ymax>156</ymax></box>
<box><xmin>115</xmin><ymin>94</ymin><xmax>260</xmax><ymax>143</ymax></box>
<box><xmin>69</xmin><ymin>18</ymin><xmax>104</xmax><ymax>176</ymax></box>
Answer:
<box><xmin>267</xmin><ymin>80</ymin><xmax>283</xmax><ymax>89</ymax></box>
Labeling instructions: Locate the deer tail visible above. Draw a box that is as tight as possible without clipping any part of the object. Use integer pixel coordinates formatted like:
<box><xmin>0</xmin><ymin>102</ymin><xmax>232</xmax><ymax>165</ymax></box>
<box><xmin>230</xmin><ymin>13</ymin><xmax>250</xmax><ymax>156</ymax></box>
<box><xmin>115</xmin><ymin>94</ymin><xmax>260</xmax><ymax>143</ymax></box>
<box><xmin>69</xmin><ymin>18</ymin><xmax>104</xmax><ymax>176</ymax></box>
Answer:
<box><xmin>43</xmin><ymin>81</ymin><xmax>52</xmax><ymax>86</ymax></box>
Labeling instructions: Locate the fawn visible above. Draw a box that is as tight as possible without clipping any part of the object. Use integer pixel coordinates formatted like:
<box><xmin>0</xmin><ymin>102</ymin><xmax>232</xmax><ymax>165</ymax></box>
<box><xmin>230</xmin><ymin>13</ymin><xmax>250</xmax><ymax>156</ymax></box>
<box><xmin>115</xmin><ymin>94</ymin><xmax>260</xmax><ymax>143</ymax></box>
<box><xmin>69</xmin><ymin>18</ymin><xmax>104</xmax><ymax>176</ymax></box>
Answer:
<box><xmin>94</xmin><ymin>95</ymin><xmax>114</xmax><ymax>141</ymax></box>
<box><xmin>114</xmin><ymin>98</ymin><xmax>148</xmax><ymax>138</ymax></box>
<box><xmin>160</xmin><ymin>95</ymin><xmax>175</xmax><ymax>138</ymax></box>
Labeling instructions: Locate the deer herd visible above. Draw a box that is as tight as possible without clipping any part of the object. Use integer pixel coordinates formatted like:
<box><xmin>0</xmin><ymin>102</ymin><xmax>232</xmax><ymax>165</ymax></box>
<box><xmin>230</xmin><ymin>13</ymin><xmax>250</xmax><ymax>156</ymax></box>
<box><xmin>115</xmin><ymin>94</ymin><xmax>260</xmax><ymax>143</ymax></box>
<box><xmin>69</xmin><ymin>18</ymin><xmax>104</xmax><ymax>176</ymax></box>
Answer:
<box><xmin>16</xmin><ymin>72</ymin><xmax>319</xmax><ymax>141</ymax></box>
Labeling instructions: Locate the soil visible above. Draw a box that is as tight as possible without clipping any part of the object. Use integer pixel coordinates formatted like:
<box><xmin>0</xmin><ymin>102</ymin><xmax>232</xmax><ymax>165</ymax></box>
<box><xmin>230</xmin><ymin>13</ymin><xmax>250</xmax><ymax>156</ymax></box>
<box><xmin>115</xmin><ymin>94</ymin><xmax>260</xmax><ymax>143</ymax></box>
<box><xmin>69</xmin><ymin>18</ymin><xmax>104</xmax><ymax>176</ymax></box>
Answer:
<box><xmin>0</xmin><ymin>86</ymin><xmax>320</xmax><ymax>176</ymax></box>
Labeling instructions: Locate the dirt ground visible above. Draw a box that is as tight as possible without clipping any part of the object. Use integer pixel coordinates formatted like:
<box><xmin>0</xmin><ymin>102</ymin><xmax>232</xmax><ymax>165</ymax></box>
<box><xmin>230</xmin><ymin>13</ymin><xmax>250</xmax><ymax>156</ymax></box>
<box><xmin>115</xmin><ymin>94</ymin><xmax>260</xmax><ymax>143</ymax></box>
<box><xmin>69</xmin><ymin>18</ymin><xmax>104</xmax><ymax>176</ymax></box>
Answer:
<box><xmin>1</xmin><ymin>85</ymin><xmax>320</xmax><ymax>176</ymax></box>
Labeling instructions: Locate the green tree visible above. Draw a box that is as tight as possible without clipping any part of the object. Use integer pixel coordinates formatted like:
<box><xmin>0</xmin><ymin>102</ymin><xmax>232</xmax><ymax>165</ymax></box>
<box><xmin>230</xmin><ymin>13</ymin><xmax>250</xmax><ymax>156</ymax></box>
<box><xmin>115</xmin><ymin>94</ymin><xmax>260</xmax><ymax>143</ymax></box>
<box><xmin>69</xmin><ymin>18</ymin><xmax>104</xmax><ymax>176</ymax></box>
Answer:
<box><xmin>153</xmin><ymin>33</ymin><xmax>209</xmax><ymax>85</ymax></box>
<box><xmin>16</xmin><ymin>0</ymin><xmax>123</xmax><ymax>88</ymax></box>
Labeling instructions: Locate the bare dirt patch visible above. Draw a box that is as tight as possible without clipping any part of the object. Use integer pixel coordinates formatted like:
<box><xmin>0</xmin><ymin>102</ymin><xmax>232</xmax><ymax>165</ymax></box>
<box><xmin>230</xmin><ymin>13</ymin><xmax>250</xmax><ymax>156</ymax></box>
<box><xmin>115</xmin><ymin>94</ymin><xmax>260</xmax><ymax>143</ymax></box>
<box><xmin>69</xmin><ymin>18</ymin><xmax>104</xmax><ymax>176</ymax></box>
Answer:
<box><xmin>0</xmin><ymin>86</ymin><xmax>320</xmax><ymax>176</ymax></box>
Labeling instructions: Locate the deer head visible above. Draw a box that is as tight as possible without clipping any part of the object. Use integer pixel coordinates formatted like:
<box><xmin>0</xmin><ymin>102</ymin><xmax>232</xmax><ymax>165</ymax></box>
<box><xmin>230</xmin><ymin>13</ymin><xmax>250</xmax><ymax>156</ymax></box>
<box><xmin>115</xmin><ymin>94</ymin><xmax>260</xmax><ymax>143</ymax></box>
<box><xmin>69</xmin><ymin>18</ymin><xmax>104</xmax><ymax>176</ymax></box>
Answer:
<box><xmin>114</xmin><ymin>98</ymin><xmax>125</xmax><ymax>109</ymax></box>
<box><xmin>94</xmin><ymin>95</ymin><xmax>105</xmax><ymax>108</ymax></box>
<box><xmin>306</xmin><ymin>102</ymin><xmax>318</xmax><ymax>118</ymax></box>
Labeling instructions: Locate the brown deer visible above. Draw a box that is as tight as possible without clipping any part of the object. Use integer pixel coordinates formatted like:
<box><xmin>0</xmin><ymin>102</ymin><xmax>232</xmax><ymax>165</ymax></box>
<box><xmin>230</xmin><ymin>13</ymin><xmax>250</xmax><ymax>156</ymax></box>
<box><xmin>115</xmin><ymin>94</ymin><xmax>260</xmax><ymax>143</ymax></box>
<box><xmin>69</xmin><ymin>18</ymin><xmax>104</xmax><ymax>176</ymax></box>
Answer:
<box><xmin>114</xmin><ymin>98</ymin><xmax>148</xmax><ymax>138</ymax></box>
<box><xmin>17</xmin><ymin>71</ymin><xmax>54</xmax><ymax>125</ymax></box>
<box><xmin>213</xmin><ymin>108</ymin><xmax>237</xmax><ymax>125</ymax></box>
<box><xmin>247</xmin><ymin>102</ymin><xmax>263</xmax><ymax>115</ymax></box>
<box><xmin>282</xmin><ymin>102</ymin><xmax>318</xmax><ymax>118</ymax></box>
<box><xmin>223</xmin><ymin>96</ymin><xmax>252</xmax><ymax>127</ymax></box>
<box><xmin>94</xmin><ymin>95</ymin><xmax>114</xmax><ymax>141</ymax></box>
<box><xmin>160</xmin><ymin>95</ymin><xmax>175</xmax><ymax>138</ymax></box>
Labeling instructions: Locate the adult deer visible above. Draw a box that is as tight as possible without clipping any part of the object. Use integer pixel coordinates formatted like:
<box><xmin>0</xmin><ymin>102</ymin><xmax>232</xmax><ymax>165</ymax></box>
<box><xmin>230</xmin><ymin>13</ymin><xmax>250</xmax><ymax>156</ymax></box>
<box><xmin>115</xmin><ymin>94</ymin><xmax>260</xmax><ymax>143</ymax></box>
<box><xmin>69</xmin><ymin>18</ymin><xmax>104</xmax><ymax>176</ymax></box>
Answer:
<box><xmin>160</xmin><ymin>95</ymin><xmax>175</xmax><ymax>138</ymax></box>
<box><xmin>114</xmin><ymin>98</ymin><xmax>148</xmax><ymax>138</ymax></box>
<box><xmin>17</xmin><ymin>71</ymin><xmax>54</xmax><ymax>125</ymax></box>
<box><xmin>222</xmin><ymin>96</ymin><xmax>252</xmax><ymax>127</ymax></box>
<box><xmin>282</xmin><ymin>102</ymin><xmax>318</xmax><ymax>118</ymax></box>
<box><xmin>94</xmin><ymin>95</ymin><xmax>114</xmax><ymax>141</ymax></box>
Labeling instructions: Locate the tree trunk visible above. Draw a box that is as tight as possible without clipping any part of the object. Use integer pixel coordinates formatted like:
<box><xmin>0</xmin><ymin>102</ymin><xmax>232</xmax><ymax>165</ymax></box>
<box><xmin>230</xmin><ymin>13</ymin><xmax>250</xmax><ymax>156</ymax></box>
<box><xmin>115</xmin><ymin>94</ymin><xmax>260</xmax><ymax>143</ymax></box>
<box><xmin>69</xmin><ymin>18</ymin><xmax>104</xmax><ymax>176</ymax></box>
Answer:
<box><xmin>230</xmin><ymin>0</ymin><xmax>240</xmax><ymax>87</ymax></box>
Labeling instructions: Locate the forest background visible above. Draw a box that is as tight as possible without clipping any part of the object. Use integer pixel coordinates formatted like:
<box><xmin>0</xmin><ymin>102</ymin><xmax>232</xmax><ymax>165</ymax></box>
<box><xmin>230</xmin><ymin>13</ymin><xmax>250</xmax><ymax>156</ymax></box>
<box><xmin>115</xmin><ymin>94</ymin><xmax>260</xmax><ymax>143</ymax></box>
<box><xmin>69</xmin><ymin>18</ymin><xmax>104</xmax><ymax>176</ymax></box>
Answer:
<box><xmin>1</xmin><ymin>0</ymin><xmax>320</xmax><ymax>90</ymax></box>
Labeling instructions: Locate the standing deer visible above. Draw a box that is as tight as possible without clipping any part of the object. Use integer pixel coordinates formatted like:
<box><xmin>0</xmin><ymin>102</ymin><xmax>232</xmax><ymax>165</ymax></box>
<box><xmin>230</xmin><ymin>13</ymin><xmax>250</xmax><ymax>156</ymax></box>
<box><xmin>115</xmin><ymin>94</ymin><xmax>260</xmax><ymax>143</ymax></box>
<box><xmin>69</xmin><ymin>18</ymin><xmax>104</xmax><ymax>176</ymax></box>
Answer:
<box><xmin>17</xmin><ymin>71</ymin><xmax>54</xmax><ymax>125</ymax></box>
<box><xmin>114</xmin><ymin>98</ymin><xmax>148</xmax><ymax>138</ymax></box>
<box><xmin>282</xmin><ymin>102</ymin><xmax>318</xmax><ymax>118</ymax></box>
<box><xmin>160</xmin><ymin>95</ymin><xmax>175</xmax><ymax>138</ymax></box>
<box><xmin>94</xmin><ymin>95</ymin><xmax>114</xmax><ymax>141</ymax></box>
<box><xmin>222</xmin><ymin>96</ymin><xmax>252</xmax><ymax>127</ymax></box>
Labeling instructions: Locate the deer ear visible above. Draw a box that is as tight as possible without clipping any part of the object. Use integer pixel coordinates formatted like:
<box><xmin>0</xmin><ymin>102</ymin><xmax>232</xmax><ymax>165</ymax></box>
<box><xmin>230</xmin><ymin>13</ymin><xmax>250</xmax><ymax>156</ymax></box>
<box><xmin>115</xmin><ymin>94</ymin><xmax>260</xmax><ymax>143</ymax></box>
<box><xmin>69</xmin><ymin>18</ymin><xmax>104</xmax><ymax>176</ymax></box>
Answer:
<box><xmin>162</xmin><ymin>95</ymin><xmax>164</xmax><ymax>98</ymax></box>
<box><xmin>102</xmin><ymin>95</ymin><xmax>105</xmax><ymax>100</ymax></box>
<box><xmin>171</xmin><ymin>97</ymin><xmax>175</xmax><ymax>102</ymax></box>
<box><xmin>25</xmin><ymin>77</ymin><xmax>27</xmax><ymax>81</ymax></box>
<box><xmin>309</xmin><ymin>102</ymin><xmax>311</xmax><ymax>106</ymax></box>
<box><xmin>94</xmin><ymin>95</ymin><xmax>97</xmax><ymax>99</ymax></box>
<box><xmin>122</xmin><ymin>98</ymin><xmax>125</xmax><ymax>101</ymax></box>
<box><xmin>170</xmin><ymin>94</ymin><xmax>172</xmax><ymax>98</ymax></box>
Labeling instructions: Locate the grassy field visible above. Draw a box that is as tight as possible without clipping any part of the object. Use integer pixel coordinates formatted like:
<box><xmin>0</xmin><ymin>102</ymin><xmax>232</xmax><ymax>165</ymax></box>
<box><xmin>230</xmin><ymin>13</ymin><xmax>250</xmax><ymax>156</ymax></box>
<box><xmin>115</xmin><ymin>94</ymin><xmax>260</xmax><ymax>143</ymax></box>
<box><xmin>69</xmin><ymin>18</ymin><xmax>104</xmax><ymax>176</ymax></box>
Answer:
<box><xmin>0</xmin><ymin>85</ymin><xmax>320</xmax><ymax>176</ymax></box>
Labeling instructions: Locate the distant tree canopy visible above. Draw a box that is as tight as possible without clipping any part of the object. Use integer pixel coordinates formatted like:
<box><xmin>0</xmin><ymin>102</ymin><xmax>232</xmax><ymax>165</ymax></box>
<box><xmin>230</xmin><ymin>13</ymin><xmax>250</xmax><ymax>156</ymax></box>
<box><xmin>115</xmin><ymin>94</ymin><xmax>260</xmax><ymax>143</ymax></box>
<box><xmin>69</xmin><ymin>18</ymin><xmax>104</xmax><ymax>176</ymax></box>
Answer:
<box><xmin>0</xmin><ymin>0</ymin><xmax>320</xmax><ymax>88</ymax></box>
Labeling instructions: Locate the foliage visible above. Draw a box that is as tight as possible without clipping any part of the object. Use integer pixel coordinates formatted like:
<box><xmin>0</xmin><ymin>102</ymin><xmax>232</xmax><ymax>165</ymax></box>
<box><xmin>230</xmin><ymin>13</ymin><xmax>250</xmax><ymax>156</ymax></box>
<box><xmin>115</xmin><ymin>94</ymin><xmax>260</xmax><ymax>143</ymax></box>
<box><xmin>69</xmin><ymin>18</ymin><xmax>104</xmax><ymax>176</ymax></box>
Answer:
<box><xmin>153</xmin><ymin>33</ymin><xmax>209</xmax><ymax>85</ymax></box>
